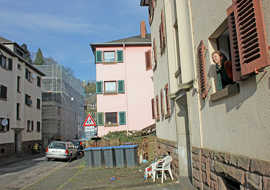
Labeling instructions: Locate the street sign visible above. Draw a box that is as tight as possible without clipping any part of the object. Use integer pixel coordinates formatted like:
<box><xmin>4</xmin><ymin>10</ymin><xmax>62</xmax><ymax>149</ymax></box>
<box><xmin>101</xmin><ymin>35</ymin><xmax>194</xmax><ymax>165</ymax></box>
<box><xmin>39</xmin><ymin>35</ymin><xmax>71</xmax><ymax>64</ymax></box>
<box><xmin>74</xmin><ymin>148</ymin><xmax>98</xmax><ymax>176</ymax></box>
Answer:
<box><xmin>1</xmin><ymin>119</ymin><xmax>8</xmax><ymax>126</ymax></box>
<box><xmin>83</xmin><ymin>113</ymin><xmax>96</xmax><ymax>127</ymax></box>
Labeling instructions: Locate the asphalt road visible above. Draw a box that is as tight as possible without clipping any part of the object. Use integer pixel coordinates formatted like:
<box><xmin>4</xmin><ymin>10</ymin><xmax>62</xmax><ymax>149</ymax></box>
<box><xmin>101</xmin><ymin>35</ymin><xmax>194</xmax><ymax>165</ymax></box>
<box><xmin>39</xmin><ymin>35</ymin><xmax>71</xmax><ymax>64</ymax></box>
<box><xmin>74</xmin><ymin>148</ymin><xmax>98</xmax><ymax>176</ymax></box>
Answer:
<box><xmin>0</xmin><ymin>156</ymin><xmax>69</xmax><ymax>190</ymax></box>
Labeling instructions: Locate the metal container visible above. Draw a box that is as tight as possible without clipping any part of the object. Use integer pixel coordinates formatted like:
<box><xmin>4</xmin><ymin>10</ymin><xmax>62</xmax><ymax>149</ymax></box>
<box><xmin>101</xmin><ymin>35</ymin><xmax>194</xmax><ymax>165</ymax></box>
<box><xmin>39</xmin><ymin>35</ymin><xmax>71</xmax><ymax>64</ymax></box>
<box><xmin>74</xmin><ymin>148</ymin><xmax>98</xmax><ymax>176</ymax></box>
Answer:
<box><xmin>124</xmin><ymin>145</ymin><xmax>138</xmax><ymax>167</ymax></box>
<box><xmin>113</xmin><ymin>146</ymin><xmax>126</xmax><ymax>168</ymax></box>
<box><xmin>103</xmin><ymin>147</ymin><xmax>114</xmax><ymax>168</ymax></box>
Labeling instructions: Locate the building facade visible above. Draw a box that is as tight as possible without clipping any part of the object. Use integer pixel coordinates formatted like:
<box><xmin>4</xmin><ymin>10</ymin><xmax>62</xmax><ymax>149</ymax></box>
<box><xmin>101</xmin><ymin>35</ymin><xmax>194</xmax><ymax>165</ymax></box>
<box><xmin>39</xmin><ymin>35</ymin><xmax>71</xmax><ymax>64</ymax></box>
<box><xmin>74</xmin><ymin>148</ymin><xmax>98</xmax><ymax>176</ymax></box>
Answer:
<box><xmin>141</xmin><ymin>0</ymin><xmax>270</xmax><ymax>189</ymax></box>
<box><xmin>91</xmin><ymin>22</ymin><xmax>155</xmax><ymax>137</ymax></box>
<box><xmin>36</xmin><ymin>63</ymin><xmax>85</xmax><ymax>148</ymax></box>
<box><xmin>0</xmin><ymin>37</ymin><xmax>44</xmax><ymax>157</ymax></box>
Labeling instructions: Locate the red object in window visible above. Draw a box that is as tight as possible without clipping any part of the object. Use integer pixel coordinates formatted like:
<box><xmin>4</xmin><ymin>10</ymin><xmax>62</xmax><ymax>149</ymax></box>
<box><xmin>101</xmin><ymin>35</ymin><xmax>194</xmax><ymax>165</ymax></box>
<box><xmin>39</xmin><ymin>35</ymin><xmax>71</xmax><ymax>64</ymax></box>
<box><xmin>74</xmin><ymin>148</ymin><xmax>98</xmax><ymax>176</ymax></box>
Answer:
<box><xmin>65</xmin><ymin>149</ymin><xmax>69</xmax><ymax>155</ymax></box>
<box><xmin>230</xmin><ymin>0</ymin><xmax>270</xmax><ymax>77</ymax></box>
<box><xmin>165</xmin><ymin>84</ymin><xmax>171</xmax><ymax>117</ymax></box>
<box><xmin>197</xmin><ymin>40</ymin><xmax>208</xmax><ymax>99</ymax></box>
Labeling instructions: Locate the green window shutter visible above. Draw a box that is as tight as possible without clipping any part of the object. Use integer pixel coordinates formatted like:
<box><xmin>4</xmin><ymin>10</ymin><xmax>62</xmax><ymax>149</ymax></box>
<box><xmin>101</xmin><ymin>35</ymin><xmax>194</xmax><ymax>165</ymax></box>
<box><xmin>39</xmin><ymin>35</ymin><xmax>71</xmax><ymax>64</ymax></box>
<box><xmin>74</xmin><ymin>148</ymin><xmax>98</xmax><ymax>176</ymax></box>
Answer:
<box><xmin>117</xmin><ymin>50</ymin><xmax>123</xmax><ymax>62</ymax></box>
<box><xmin>119</xmin><ymin>112</ymin><xmax>126</xmax><ymax>125</ymax></box>
<box><xmin>97</xmin><ymin>112</ymin><xmax>104</xmax><ymax>126</ymax></box>
<box><xmin>96</xmin><ymin>81</ymin><xmax>103</xmax><ymax>94</ymax></box>
<box><xmin>96</xmin><ymin>51</ymin><xmax>102</xmax><ymax>63</ymax></box>
<box><xmin>216</xmin><ymin>73</ymin><xmax>223</xmax><ymax>91</ymax></box>
<box><xmin>118</xmin><ymin>80</ymin><xmax>125</xmax><ymax>93</ymax></box>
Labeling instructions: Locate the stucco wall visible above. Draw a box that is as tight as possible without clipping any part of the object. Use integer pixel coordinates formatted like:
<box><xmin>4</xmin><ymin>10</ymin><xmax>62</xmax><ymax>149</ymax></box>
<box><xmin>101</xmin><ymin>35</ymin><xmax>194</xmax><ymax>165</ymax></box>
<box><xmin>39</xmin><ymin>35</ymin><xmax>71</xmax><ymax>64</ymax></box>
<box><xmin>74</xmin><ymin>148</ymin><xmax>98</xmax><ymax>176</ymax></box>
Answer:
<box><xmin>188</xmin><ymin>0</ymin><xmax>270</xmax><ymax>161</ymax></box>
<box><xmin>96</xmin><ymin>45</ymin><xmax>155</xmax><ymax>136</ymax></box>
<box><xmin>151</xmin><ymin>0</ymin><xmax>177</xmax><ymax>142</ymax></box>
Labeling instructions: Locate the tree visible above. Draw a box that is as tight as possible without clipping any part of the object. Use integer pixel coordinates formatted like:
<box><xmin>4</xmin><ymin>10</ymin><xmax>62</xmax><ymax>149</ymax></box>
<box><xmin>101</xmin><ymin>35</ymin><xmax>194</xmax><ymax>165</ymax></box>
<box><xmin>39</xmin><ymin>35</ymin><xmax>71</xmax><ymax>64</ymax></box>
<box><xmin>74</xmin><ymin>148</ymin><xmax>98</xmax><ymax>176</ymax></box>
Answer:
<box><xmin>34</xmin><ymin>48</ymin><xmax>45</xmax><ymax>65</ymax></box>
<box><xmin>21</xmin><ymin>43</ymin><xmax>32</xmax><ymax>64</ymax></box>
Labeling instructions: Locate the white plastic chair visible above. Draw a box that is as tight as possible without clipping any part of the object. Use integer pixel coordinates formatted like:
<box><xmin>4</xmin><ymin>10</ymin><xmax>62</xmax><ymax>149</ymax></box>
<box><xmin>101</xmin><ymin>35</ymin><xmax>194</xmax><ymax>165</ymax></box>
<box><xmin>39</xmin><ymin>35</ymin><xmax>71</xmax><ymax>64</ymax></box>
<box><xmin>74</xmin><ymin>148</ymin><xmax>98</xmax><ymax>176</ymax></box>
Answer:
<box><xmin>152</xmin><ymin>155</ymin><xmax>174</xmax><ymax>183</ymax></box>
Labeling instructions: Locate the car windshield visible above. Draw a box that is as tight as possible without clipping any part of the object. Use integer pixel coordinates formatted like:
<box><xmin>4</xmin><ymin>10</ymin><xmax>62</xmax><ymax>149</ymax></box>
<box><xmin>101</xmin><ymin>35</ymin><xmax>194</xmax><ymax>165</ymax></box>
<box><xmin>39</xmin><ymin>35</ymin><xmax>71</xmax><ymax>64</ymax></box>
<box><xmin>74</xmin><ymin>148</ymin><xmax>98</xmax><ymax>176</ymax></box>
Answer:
<box><xmin>48</xmin><ymin>142</ymin><xmax>66</xmax><ymax>149</ymax></box>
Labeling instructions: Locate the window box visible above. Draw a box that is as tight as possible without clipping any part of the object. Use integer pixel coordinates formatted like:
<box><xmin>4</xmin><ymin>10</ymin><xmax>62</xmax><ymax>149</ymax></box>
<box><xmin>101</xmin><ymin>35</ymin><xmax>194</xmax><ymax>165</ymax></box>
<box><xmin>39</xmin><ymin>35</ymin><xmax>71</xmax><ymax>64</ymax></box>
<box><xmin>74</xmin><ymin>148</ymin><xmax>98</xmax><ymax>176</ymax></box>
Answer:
<box><xmin>210</xmin><ymin>83</ymin><xmax>240</xmax><ymax>102</ymax></box>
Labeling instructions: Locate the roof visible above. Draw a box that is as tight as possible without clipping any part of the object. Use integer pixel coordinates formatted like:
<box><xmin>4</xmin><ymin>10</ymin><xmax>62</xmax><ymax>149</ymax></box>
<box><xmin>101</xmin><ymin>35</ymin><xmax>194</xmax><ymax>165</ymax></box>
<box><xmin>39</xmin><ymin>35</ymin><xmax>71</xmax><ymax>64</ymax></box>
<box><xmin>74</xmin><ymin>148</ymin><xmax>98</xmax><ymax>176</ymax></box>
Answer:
<box><xmin>90</xmin><ymin>33</ymin><xmax>151</xmax><ymax>52</ymax></box>
<box><xmin>0</xmin><ymin>43</ymin><xmax>45</xmax><ymax>76</ymax></box>
<box><xmin>0</xmin><ymin>36</ymin><xmax>12</xmax><ymax>43</ymax></box>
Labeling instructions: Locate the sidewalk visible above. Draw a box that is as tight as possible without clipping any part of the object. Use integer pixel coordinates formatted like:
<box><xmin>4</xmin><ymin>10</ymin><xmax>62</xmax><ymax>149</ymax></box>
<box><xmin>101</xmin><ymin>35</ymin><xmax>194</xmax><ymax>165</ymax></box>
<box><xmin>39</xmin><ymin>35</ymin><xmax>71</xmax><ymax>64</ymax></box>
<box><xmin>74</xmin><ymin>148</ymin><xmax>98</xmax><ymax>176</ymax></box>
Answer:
<box><xmin>0</xmin><ymin>152</ymin><xmax>44</xmax><ymax>168</ymax></box>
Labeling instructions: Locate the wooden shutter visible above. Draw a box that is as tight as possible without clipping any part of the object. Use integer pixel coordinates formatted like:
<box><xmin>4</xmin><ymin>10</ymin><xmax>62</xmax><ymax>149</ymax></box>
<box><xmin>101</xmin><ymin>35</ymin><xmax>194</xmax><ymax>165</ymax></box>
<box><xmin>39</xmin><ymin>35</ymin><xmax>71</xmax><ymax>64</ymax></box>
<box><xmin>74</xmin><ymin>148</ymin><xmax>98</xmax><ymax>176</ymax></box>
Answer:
<box><xmin>161</xmin><ymin>10</ymin><xmax>166</xmax><ymax>50</ymax></box>
<box><xmin>97</xmin><ymin>112</ymin><xmax>104</xmax><ymax>126</ymax></box>
<box><xmin>118</xmin><ymin>80</ymin><xmax>125</xmax><ymax>93</ymax></box>
<box><xmin>117</xmin><ymin>50</ymin><xmax>123</xmax><ymax>62</ymax></box>
<box><xmin>165</xmin><ymin>84</ymin><xmax>171</xmax><ymax>116</ymax></box>
<box><xmin>227</xmin><ymin>5</ymin><xmax>242</xmax><ymax>81</ymax></box>
<box><xmin>145</xmin><ymin>50</ymin><xmax>152</xmax><ymax>70</ymax></box>
<box><xmin>156</xmin><ymin>95</ymin><xmax>160</xmax><ymax>121</ymax></box>
<box><xmin>119</xmin><ymin>112</ymin><xmax>126</xmax><ymax>125</ymax></box>
<box><xmin>197</xmin><ymin>41</ymin><xmax>208</xmax><ymax>99</ymax></box>
<box><xmin>95</xmin><ymin>51</ymin><xmax>102</xmax><ymax>63</ymax></box>
<box><xmin>160</xmin><ymin>89</ymin><xmax>164</xmax><ymax>118</ymax></box>
<box><xmin>151</xmin><ymin>98</ymin><xmax>155</xmax><ymax>119</ymax></box>
<box><xmin>96</xmin><ymin>81</ymin><xmax>103</xmax><ymax>94</ymax></box>
<box><xmin>153</xmin><ymin>39</ymin><xmax>157</xmax><ymax>65</ymax></box>
<box><xmin>232</xmin><ymin>0</ymin><xmax>269</xmax><ymax>76</ymax></box>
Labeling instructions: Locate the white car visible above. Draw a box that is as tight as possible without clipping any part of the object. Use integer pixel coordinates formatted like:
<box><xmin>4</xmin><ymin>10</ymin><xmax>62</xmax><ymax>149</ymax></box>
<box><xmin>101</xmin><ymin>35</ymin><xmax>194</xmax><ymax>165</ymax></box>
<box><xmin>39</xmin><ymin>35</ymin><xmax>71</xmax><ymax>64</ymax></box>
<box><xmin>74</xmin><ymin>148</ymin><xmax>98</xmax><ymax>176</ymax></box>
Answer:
<box><xmin>46</xmin><ymin>141</ymin><xmax>78</xmax><ymax>161</ymax></box>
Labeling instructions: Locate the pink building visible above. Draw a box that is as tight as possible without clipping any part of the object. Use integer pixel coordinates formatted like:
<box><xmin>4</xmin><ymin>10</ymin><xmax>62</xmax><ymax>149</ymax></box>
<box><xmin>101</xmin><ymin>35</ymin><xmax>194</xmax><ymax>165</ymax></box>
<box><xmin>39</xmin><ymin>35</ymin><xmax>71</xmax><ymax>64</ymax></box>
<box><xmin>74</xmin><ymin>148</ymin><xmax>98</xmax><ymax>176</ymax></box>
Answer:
<box><xmin>90</xmin><ymin>22</ymin><xmax>155</xmax><ymax>137</ymax></box>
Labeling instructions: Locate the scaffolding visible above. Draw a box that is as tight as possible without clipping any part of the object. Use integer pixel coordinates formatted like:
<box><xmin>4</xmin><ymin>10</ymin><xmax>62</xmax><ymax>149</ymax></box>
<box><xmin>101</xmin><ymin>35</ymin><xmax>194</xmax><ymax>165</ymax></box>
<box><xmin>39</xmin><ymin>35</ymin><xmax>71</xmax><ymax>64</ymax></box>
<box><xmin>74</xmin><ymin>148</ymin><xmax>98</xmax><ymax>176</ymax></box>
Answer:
<box><xmin>36</xmin><ymin>63</ymin><xmax>85</xmax><ymax>146</ymax></box>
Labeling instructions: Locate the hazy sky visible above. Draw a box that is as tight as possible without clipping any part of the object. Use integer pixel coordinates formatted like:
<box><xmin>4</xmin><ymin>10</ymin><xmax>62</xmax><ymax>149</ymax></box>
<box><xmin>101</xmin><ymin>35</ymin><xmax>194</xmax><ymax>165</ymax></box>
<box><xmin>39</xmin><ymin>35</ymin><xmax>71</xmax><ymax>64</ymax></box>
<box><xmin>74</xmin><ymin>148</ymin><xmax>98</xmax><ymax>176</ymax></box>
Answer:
<box><xmin>0</xmin><ymin>0</ymin><xmax>149</xmax><ymax>81</ymax></box>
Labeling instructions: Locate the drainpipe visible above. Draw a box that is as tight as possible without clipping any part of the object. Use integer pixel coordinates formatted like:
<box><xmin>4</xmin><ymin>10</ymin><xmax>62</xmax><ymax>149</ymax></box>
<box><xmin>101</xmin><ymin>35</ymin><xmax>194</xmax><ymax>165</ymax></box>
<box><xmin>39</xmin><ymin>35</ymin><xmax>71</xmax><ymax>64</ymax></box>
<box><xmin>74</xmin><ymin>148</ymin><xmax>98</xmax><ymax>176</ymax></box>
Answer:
<box><xmin>122</xmin><ymin>42</ymin><xmax>129</xmax><ymax>136</ymax></box>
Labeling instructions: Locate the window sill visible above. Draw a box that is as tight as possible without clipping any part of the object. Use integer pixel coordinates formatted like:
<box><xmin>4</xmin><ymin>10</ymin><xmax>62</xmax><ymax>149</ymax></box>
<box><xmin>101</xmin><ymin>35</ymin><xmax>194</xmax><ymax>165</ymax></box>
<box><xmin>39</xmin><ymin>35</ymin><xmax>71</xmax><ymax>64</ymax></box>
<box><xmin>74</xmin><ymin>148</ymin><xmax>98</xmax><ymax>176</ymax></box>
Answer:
<box><xmin>25</xmin><ymin>104</ymin><xmax>32</xmax><ymax>107</ymax></box>
<box><xmin>0</xmin><ymin>98</ymin><xmax>7</xmax><ymax>101</ymax></box>
<box><xmin>210</xmin><ymin>83</ymin><xmax>240</xmax><ymax>102</ymax></box>
<box><xmin>104</xmin><ymin>123</ymin><xmax>118</xmax><ymax>127</ymax></box>
<box><xmin>104</xmin><ymin>92</ymin><xmax>118</xmax><ymax>95</ymax></box>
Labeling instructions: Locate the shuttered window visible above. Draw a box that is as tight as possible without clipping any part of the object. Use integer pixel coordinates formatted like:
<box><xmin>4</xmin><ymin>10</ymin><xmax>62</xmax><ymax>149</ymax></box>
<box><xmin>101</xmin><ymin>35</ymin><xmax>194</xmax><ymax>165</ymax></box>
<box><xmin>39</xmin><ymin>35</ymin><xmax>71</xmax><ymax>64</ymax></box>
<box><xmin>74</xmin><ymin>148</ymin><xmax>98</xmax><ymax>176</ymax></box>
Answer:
<box><xmin>165</xmin><ymin>84</ymin><xmax>171</xmax><ymax>117</ymax></box>
<box><xmin>160</xmin><ymin>89</ymin><xmax>164</xmax><ymax>118</ymax></box>
<box><xmin>97</xmin><ymin>112</ymin><xmax>104</xmax><ymax>126</ymax></box>
<box><xmin>0</xmin><ymin>85</ymin><xmax>7</xmax><ymax>99</ymax></box>
<box><xmin>118</xmin><ymin>80</ymin><xmax>125</xmax><ymax>93</ymax></box>
<box><xmin>119</xmin><ymin>112</ymin><xmax>126</xmax><ymax>125</ymax></box>
<box><xmin>117</xmin><ymin>50</ymin><xmax>123</xmax><ymax>62</ymax></box>
<box><xmin>153</xmin><ymin>39</ymin><xmax>157</xmax><ymax>70</ymax></box>
<box><xmin>151</xmin><ymin>98</ymin><xmax>155</xmax><ymax>119</ymax></box>
<box><xmin>96</xmin><ymin>81</ymin><xmax>103</xmax><ymax>94</ymax></box>
<box><xmin>159</xmin><ymin>10</ymin><xmax>166</xmax><ymax>55</ymax></box>
<box><xmin>229</xmin><ymin>0</ymin><xmax>269</xmax><ymax>78</ymax></box>
<box><xmin>95</xmin><ymin>51</ymin><xmax>102</xmax><ymax>63</ymax></box>
<box><xmin>156</xmin><ymin>95</ymin><xmax>160</xmax><ymax>121</ymax></box>
<box><xmin>145</xmin><ymin>50</ymin><xmax>152</xmax><ymax>70</ymax></box>
<box><xmin>197</xmin><ymin>41</ymin><xmax>208</xmax><ymax>99</ymax></box>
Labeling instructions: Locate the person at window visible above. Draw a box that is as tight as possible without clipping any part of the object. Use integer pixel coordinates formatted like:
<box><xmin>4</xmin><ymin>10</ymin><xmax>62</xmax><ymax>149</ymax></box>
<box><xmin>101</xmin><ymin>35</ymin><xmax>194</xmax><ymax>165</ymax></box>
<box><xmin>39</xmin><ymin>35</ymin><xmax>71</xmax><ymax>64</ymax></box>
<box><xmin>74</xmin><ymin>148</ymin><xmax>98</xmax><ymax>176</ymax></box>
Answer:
<box><xmin>212</xmin><ymin>51</ymin><xmax>234</xmax><ymax>90</ymax></box>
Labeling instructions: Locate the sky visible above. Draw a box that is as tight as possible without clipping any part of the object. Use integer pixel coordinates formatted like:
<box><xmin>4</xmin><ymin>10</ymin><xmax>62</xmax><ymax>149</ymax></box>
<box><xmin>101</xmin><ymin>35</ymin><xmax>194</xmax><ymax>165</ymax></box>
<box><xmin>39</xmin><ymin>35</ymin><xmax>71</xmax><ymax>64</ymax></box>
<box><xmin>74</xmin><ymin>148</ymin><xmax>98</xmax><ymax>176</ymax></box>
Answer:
<box><xmin>0</xmin><ymin>0</ymin><xmax>149</xmax><ymax>82</ymax></box>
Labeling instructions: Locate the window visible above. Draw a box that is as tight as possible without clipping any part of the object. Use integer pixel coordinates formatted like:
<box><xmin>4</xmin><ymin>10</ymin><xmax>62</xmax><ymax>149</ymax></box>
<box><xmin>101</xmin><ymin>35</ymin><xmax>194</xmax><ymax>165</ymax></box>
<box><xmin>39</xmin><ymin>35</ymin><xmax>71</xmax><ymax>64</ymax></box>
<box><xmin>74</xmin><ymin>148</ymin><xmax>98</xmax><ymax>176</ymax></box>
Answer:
<box><xmin>25</xmin><ymin>68</ymin><xmax>32</xmax><ymax>82</ymax></box>
<box><xmin>0</xmin><ymin>118</ymin><xmax>9</xmax><ymax>133</ymax></box>
<box><xmin>0</xmin><ymin>85</ymin><xmax>7</xmax><ymax>100</ymax></box>
<box><xmin>105</xmin><ymin>112</ymin><xmax>117</xmax><ymax>126</ymax></box>
<box><xmin>16</xmin><ymin>103</ymin><xmax>20</xmax><ymax>120</ymax></box>
<box><xmin>103</xmin><ymin>51</ymin><xmax>115</xmax><ymax>62</ymax></box>
<box><xmin>156</xmin><ymin>95</ymin><xmax>160</xmax><ymax>121</ymax></box>
<box><xmin>37</xmin><ymin>122</ymin><xmax>41</xmax><ymax>132</ymax></box>
<box><xmin>31</xmin><ymin>121</ymin><xmax>34</xmax><ymax>131</ymax></box>
<box><xmin>145</xmin><ymin>50</ymin><xmax>152</xmax><ymax>70</ymax></box>
<box><xmin>159</xmin><ymin>10</ymin><xmax>166</xmax><ymax>55</ymax></box>
<box><xmin>17</xmin><ymin>64</ymin><xmax>21</xmax><ymax>70</ymax></box>
<box><xmin>104</xmin><ymin>81</ymin><xmax>117</xmax><ymax>94</ymax></box>
<box><xmin>148</xmin><ymin>0</ymin><xmax>155</xmax><ymax>25</ymax></box>
<box><xmin>160</xmin><ymin>89</ymin><xmax>164</xmax><ymax>118</ymax></box>
<box><xmin>25</xmin><ymin>94</ymin><xmax>32</xmax><ymax>106</ymax></box>
<box><xmin>37</xmin><ymin>76</ymin><xmax>41</xmax><ymax>87</ymax></box>
<box><xmin>165</xmin><ymin>84</ymin><xmax>171</xmax><ymax>117</ymax></box>
<box><xmin>8</xmin><ymin>58</ymin><xmax>12</xmax><ymax>71</ymax></box>
<box><xmin>37</xmin><ymin>98</ymin><xmax>41</xmax><ymax>109</ymax></box>
<box><xmin>17</xmin><ymin>76</ymin><xmax>21</xmax><ymax>93</ymax></box>
<box><xmin>197</xmin><ymin>41</ymin><xmax>209</xmax><ymax>98</ymax></box>
<box><xmin>0</xmin><ymin>56</ymin><xmax>7</xmax><ymax>69</ymax></box>
<box><xmin>151</xmin><ymin>98</ymin><xmax>155</xmax><ymax>119</ymax></box>
<box><xmin>27</xmin><ymin>120</ymin><xmax>31</xmax><ymax>132</ymax></box>
<box><xmin>227</xmin><ymin>1</ymin><xmax>269</xmax><ymax>79</ymax></box>
<box><xmin>153</xmin><ymin>39</ymin><xmax>157</xmax><ymax>70</ymax></box>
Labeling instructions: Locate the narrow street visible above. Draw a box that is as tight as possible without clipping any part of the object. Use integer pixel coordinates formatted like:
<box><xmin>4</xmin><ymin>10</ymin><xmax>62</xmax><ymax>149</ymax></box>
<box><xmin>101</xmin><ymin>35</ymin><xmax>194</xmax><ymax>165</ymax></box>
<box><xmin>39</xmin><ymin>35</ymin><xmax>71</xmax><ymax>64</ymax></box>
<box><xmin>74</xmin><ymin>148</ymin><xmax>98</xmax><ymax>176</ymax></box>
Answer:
<box><xmin>0</xmin><ymin>156</ymin><xmax>179</xmax><ymax>190</ymax></box>
<box><xmin>0</xmin><ymin>156</ymin><xmax>68</xmax><ymax>190</ymax></box>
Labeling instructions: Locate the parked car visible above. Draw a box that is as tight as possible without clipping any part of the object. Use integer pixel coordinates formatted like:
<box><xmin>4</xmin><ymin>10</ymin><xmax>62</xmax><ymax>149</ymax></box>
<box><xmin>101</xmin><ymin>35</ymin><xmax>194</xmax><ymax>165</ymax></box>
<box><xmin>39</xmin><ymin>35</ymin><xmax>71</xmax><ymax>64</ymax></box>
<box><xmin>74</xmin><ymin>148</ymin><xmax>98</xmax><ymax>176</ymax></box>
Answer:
<box><xmin>71</xmin><ymin>139</ymin><xmax>84</xmax><ymax>157</ymax></box>
<box><xmin>46</xmin><ymin>141</ymin><xmax>78</xmax><ymax>161</ymax></box>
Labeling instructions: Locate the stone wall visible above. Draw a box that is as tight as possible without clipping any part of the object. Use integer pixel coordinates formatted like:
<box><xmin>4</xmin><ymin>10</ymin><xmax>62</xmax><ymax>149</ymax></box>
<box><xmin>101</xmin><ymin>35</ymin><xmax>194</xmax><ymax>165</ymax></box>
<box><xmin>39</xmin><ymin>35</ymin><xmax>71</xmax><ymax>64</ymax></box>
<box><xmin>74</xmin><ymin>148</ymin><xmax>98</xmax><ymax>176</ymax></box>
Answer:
<box><xmin>0</xmin><ymin>143</ymin><xmax>15</xmax><ymax>157</ymax></box>
<box><xmin>192</xmin><ymin>146</ymin><xmax>270</xmax><ymax>190</ymax></box>
<box><xmin>157</xmin><ymin>138</ymin><xmax>179</xmax><ymax>179</ymax></box>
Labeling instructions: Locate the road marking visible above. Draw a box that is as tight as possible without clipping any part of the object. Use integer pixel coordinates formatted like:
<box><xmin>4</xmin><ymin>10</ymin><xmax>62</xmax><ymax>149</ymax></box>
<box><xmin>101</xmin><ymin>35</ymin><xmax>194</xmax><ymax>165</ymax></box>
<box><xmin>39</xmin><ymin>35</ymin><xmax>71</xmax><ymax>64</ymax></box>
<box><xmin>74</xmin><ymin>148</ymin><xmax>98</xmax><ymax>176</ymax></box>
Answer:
<box><xmin>56</xmin><ymin>165</ymin><xmax>84</xmax><ymax>190</ymax></box>
<box><xmin>20</xmin><ymin>162</ymin><xmax>68</xmax><ymax>190</ymax></box>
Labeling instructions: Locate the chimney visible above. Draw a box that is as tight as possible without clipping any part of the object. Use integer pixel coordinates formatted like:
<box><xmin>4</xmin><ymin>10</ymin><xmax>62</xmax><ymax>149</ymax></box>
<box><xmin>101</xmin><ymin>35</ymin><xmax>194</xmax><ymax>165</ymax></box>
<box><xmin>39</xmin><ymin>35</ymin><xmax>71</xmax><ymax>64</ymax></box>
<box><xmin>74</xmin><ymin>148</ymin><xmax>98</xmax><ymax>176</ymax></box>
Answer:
<box><xmin>140</xmin><ymin>21</ymin><xmax>146</xmax><ymax>38</ymax></box>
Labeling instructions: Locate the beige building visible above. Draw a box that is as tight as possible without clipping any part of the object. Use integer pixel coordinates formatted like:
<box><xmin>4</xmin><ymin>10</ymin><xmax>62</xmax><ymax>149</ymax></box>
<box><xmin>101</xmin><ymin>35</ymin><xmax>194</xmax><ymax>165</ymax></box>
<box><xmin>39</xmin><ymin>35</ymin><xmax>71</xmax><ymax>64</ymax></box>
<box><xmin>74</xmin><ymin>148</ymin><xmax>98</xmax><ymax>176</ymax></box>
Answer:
<box><xmin>0</xmin><ymin>37</ymin><xmax>44</xmax><ymax>157</ymax></box>
<box><xmin>141</xmin><ymin>0</ymin><xmax>270</xmax><ymax>189</ymax></box>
